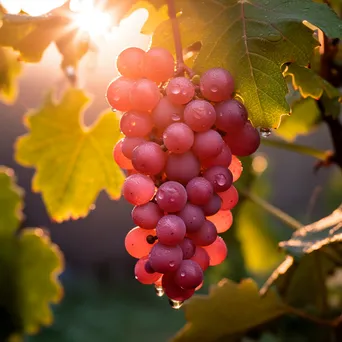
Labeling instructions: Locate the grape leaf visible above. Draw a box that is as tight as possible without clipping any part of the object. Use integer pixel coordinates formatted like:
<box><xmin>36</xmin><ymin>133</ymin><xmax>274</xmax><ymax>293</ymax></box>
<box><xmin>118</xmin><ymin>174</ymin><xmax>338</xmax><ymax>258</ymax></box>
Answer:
<box><xmin>0</xmin><ymin>167</ymin><xmax>63</xmax><ymax>338</ymax></box>
<box><xmin>0</xmin><ymin>47</ymin><xmax>22</xmax><ymax>104</ymax></box>
<box><xmin>284</xmin><ymin>63</ymin><xmax>340</xmax><ymax>100</ymax></box>
<box><xmin>15</xmin><ymin>89</ymin><xmax>125</xmax><ymax>222</ymax></box>
<box><xmin>172</xmin><ymin>278</ymin><xmax>286</xmax><ymax>342</ymax></box>
<box><xmin>152</xmin><ymin>0</ymin><xmax>342</xmax><ymax>128</ymax></box>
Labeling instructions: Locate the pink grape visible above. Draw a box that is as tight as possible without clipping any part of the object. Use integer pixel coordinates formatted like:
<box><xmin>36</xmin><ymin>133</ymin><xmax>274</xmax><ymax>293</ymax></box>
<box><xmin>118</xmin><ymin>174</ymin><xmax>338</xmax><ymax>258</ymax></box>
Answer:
<box><xmin>165</xmin><ymin>151</ymin><xmax>201</xmax><ymax>185</ymax></box>
<box><xmin>202</xmin><ymin>143</ymin><xmax>232</xmax><ymax>169</ymax></box>
<box><xmin>177</xmin><ymin>203</ymin><xmax>205</xmax><ymax>233</ymax></box>
<box><xmin>132</xmin><ymin>142</ymin><xmax>166</xmax><ymax>175</ymax></box>
<box><xmin>215</xmin><ymin>99</ymin><xmax>248</xmax><ymax>133</ymax></box>
<box><xmin>134</xmin><ymin>256</ymin><xmax>162</xmax><ymax>284</ymax></box>
<box><xmin>132</xmin><ymin>202</ymin><xmax>163</xmax><ymax>229</ymax></box>
<box><xmin>120</xmin><ymin>111</ymin><xmax>153</xmax><ymax>138</ymax></box>
<box><xmin>202</xmin><ymin>193</ymin><xmax>222</xmax><ymax>216</ymax></box>
<box><xmin>121</xmin><ymin>137</ymin><xmax>146</xmax><ymax>159</ymax></box>
<box><xmin>143</xmin><ymin>47</ymin><xmax>175</xmax><ymax>83</ymax></box>
<box><xmin>117</xmin><ymin>47</ymin><xmax>145</xmax><ymax>79</ymax></box>
<box><xmin>163</xmin><ymin>123</ymin><xmax>194</xmax><ymax>153</ymax></box>
<box><xmin>179</xmin><ymin>238</ymin><xmax>196</xmax><ymax>259</ymax></box>
<box><xmin>122</xmin><ymin>174</ymin><xmax>155</xmax><ymax>205</ymax></box>
<box><xmin>152</xmin><ymin>97</ymin><xmax>184</xmax><ymax>130</ymax></box>
<box><xmin>203</xmin><ymin>237</ymin><xmax>228</xmax><ymax>266</ymax></box>
<box><xmin>224</xmin><ymin>122</ymin><xmax>260</xmax><ymax>156</ymax></box>
<box><xmin>130</xmin><ymin>79</ymin><xmax>161</xmax><ymax>111</ymax></box>
<box><xmin>192</xmin><ymin>130</ymin><xmax>224</xmax><ymax>160</ymax></box>
<box><xmin>203</xmin><ymin>166</ymin><xmax>233</xmax><ymax>193</ymax></box>
<box><xmin>166</xmin><ymin>77</ymin><xmax>195</xmax><ymax>105</ymax></box>
<box><xmin>190</xmin><ymin>247</ymin><xmax>210</xmax><ymax>271</ymax></box>
<box><xmin>106</xmin><ymin>76</ymin><xmax>134</xmax><ymax>111</ymax></box>
<box><xmin>113</xmin><ymin>140</ymin><xmax>133</xmax><ymax>170</ymax></box>
<box><xmin>229</xmin><ymin>155</ymin><xmax>243</xmax><ymax>182</ymax></box>
<box><xmin>188</xmin><ymin>220</ymin><xmax>217</xmax><ymax>246</ymax></box>
<box><xmin>174</xmin><ymin>260</ymin><xmax>203</xmax><ymax>289</ymax></box>
<box><xmin>186</xmin><ymin>177</ymin><xmax>214</xmax><ymax>206</ymax></box>
<box><xmin>183</xmin><ymin>99</ymin><xmax>216</xmax><ymax>132</ymax></box>
<box><xmin>125</xmin><ymin>227</ymin><xmax>156</xmax><ymax>258</ymax></box>
<box><xmin>156</xmin><ymin>181</ymin><xmax>187</xmax><ymax>212</ymax></box>
<box><xmin>207</xmin><ymin>210</ymin><xmax>233</xmax><ymax>233</ymax></box>
<box><xmin>200</xmin><ymin>67</ymin><xmax>234</xmax><ymax>102</ymax></box>
<box><xmin>218</xmin><ymin>185</ymin><xmax>239</xmax><ymax>210</ymax></box>
<box><xmin>149</xmin><ymin>243</ymin><xmax>183</xmax><ymax>273</ymax></box>
<box><xmin>156</xmin><ymin>215</ymin><xmax>186</xmax><ymax>246</ymax></box>
<box><xmin>162</xmin><ymin>272</ymin><xmax>195</xmax><ymax>301</ymax></box>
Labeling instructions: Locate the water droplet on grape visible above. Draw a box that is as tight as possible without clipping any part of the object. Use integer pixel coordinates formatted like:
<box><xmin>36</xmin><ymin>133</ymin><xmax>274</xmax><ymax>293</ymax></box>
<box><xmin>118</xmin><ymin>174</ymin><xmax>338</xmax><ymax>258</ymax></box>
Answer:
<box><xmin>267</xmin><ymin>33</ymin><xmax>282</xmax><ymax>42</ymax></box>
<box><xmin>169</xmin><ymin>261</ymin><xmax>175</xmax><ymax>267</ymax></box>
<box><xmin>171</xmin><ymin>85</ymin><xmax>181</xmax><ymax>95</ymax></box>
<box><xmin>180</xmin><ymin>272</ymin><xmax>186</xmax><ymax>277</ymax></box>
<box><xmin>158</xmin><ymin>190</ymin><xmax>165</xmax><ymax>199</ymax></box>
<box><xmin>172</xmin><ymin>114</ymin><xmax>181</xmax><ymax>121</ymax></box>
<box><xmin>215</xmin><ymin>174</ymin><xmax>226</xmax><ymax>186</ymax></box>
<box><xmin>210</xmin><ymin>86</ymin><xmax>218</xmax><ymax>93</ymax></box>
<box><xmin>114</xmin><ymin>95</ymin><xmax>120</xmax><ymax>101</ymax></box>
<box><xmin>169</xmin><ymin>299</ymin><xmax>184</xmax><ymax>309</ymax></box>
<box><xmin>260</xmin><ymin>127</ymin><xmax>272</xmax><ymax>138</ymax></box>
<box><xmin>155</xmin><ymin>285</ymin><xmax>164</xmax><ymax>297</ymax></box>
<box><xmin>111</xmin><ymin>108</ymin><xmax>117</xmax><ymax>112</ymax></box>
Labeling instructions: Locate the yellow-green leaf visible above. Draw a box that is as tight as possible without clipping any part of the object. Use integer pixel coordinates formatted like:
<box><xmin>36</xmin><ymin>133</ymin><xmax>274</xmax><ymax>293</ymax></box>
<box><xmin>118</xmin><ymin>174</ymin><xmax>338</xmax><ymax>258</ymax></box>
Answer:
<box><xmin>0</xmin><ymin>47</ymin><xmax>22</xmax><ymax>104</ymax></box>
<box><xmin>284</xmin><ymin>63</ymin><xmax>340</xmax><ymax>100</ymax></box>
<box><xmin>172</xmin><ymin>278</ymin><xmax>286</xmax><ymax>342</ymax></box>
<box><xmin>15</xmin><ymin>89</ymin><xmax>124</xmax><ymax>222</ymax></box>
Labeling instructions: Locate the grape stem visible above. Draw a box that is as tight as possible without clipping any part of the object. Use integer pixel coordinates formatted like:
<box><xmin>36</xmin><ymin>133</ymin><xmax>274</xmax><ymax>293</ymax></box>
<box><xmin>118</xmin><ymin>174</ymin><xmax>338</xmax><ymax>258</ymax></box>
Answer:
<box><xmin>166</xmin><ymin>0</ymin><xmax>195</xmax><ymax>77</ymax></box>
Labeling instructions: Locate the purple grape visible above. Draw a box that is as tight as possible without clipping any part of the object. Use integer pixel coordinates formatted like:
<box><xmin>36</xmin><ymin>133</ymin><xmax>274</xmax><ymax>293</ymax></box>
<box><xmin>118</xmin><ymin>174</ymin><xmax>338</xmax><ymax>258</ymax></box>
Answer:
<box><xmin>203</xmin><ymin>166</ymin><xmax>233</xmax><ymax>193</ymax></box>
<box><xmin>162</xmin><ymin>272</ymin><xmax>195</xmax><ymax>301</ymax></box>
<box><xmin>192</xmin><ymin>130</ymin><xmax>224</xmax><ymax>160</ymax></box>
<box><xmin>132</xmin><ymin>202</ymin><xmax>164</xmax><ymax>229</ymax></box>
<box><xmin>202</xmin><ymin>193</ymin><xmax>222</xmax><ymax>216</ymax></box>
<box><xmin>120</xmin><ymin>111</ymin><xmax>153</xmax><ymax>138</ymax></box>
<box><xmin>156</xmin><ymin>215</ymin><xmax>186</xmax><ymax>246</ymax></box>
<box><xmin>183</xmin><ymin>99</ymin><xmax>216</xmax><ymax>132</ymax></box>
<box><xmin>165</xmin><ymin>151</ymin><xmax>201</xmax><ymax>185</ymax></box>
<box><xmin>186</xmin><ymin>177</ymin><xmax>214</xmax><ymax>206</ymax></box>
<box><xmin>179</xmin><ymin>238</ymin><xmax>196</xmax><ymax>259</ymax></box>
<box><xmin>177</xmin><ymin>203</ymin><xmax>205</xmax><ymax>233</ymax></box>
<box><xmin>152</xmin><ymin>97</ymin><xmax>184</xmax><ymax>130</ymax></box>
<box><xmin>188</xmin><ymin>220</ymin><xmax>217</xmax><ymax>246</ymax></box>
<box><xmin>202</xmin><ymin>143</ymin><xmax>232</xmax><ymax>169</ymax></box>
<box><xmin>156</xmin><ymin>181</ymin><xmax>187</xmax><ymax>212</ymax></box>
<box><xmin>130</xmin><ymin>78</ymin><xmax>161</xmax><ymax>111</ymax></box>
<box><xmin>144</xmin><ymin>260</ymin><xmax>156</xmax><ymax>274</ymax></box>
<box><xmin>166</xmin><ymin>77</ymin><xmax>195</xmax><ymax>105</ymax></box>
<box><xmin>163</xmin><ymin>123</ymin><xmax>194</xmax><ymax>154</ymax></box>
<box><xmin>149</xmin><ymin>243</ymin><xmax>183</xmax><ymax>273</ymax></box>
<box><xmin>174</xmin><ymin>260</ymin><xmax>203</xmax><ymax>289</ymax></box>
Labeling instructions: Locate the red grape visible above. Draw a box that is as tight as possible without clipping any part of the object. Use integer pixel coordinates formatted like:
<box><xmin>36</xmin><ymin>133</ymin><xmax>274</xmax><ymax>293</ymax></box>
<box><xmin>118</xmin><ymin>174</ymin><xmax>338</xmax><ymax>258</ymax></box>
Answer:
<box><xmin>122</xmin><ymin>174</ymin><xmax>155</xmax><ymax>205</ymax></box>
<box><xmin>125</xmin><ymin>227</ymin><xmax>156</xmax><ymax>258</ymax></box>
<box><xmin>192</xmin><ymin>130</ymin><xmax>224</xmax><ymax>160</ymax></box>
<box><xmin>184</xmin><ymin>99</ymin><xmax>216</xmax><ymax>132</ymax></box>
<box><xmin>177</xmin><ymin>203</ymin><xmax>205</xmax><ymax>233</ymax></box>
<box><xmin>156</xmin><ymin>215</ymin><xmax>186</xmax><ymax>246</ymax></box>
<box><xmin>203</xmin><ymin>166</ymin><xmax>233</xmax><ymax>193</ymax></box>
<box><xmin>166</xmin><ymin>77</ymin><xmax>195</xmax><ymax>105</ymax></box>
<box><xmin>106</xmin><ymin>76</ymin><xmax>134</xmax><ymax>111</ymax></box>
<box><xmin>186</xmin><ymin>177</ymin><xmax>214</xmax><ymax>206</ymax></box>
<box><xmin>174</xmin><ymin>260</ymin><xmax>203</xmax><ymax>289</ymax></box>
<box><xmin>132</xmin><ymin>202</ymin><xmax>163</xmax><ymax>229</ymax></box>
<box><xmin>113</xmin><ymin>139</ymin><xmax>133</xmax><ymax>170</ymax></box>
<box><xmin>130</xmin><ymin>78</ymin><xmax>161</xmax><ymax>111</ymax></box>
<box><xmin>149</xmin><ymin>243</ymin><xmax>183</xmax><ymax>273</ymax></box>
<box><xmin>218</xmin><ymin>185</ymin><xmax>239</xmax><ymax>210</ymax></box>
<box><xmin>120</xmin><ymin>111</ymin><xmax>153</xmax><ymax>138</ymax></box>
<box><xmin>229</xmin><ymin>155</ymin><xmax>243</xmax><ymax>182</ymax></box>
<box><xmin>190</xmin><ymin>247</ymin><xmax>210</xmax><ymax>271</ymax></box>
<box><xmin>202</xmin><ymin>193</ymin><xmax>222</xmax><ymax>216</ymax></box>
<box><xmin>117</xmin><ymin>47</ymin><xmax>145</xmax><ymax>79</ymax></box>
<box><xmin>156</xmin><ymin>181</ymin><xmax>187</xmax><ymax>212</ymax></box>
<box><xmin>202</xmin><ymin>143</ymin><xmax>232</xmax><ymax>169</ymax></box>
<box><xmin>121</xmin><ymin>137</ymin><xmax>146</xmax><ymax>159</ymax></box>
<box><xmin>163</xmin><ymin>122</ymin><xmax>194</xmax><ymax>154</ymax></box>
<box><xmin>134</xmin><ymin>256</ymin><xmax>162</xmax><ymax>284</ymax></box>
<box><xmin>162</xmin><ymin>272</ymin><xmax>195</xmax><ymax>301</ymax></box>
<box><xmin>188</xmin><ymin>220</ymin><xmax>217</xmax><ymax>246</ymax></box>
<box><xmin>203</xmin><ymin>237</ymin><xmax>228</xmax><ymax>266</ymax></box>
<box><xmin>207</xmin><ymin>210</ymin><xmax>233</xmax><ymax>233</ymax></box>
<box><xmin>152</xmin><ymin>97</ymin><xmax>184</xmax><ymax>130</ymax></box>
<box><xmin>179</xmin><ymin>238</ymin><xmax>196</xmax><ymax>259</ymax></box>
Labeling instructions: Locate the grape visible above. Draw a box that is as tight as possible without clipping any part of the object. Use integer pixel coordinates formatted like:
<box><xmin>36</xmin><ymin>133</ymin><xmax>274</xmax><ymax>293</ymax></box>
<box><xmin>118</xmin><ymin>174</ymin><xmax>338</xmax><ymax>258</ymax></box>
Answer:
<box><xmin>143</xmin><ymin>47</ymin><xmax>175</xmax><ymax>83</ymax></box>
<box><xmin>215</xmin><ymin>99</ymin><xmax>248</xmax><ymax>133</ymax></box>
<box><xmin>202</xmin><ymin>143</ymin><xmax>232</xmax><ymax>169</ymax></box>
<box><xmin>203</xmin><ymin>166</ymin><xmax>233</xmax><ymax>193</ymax></box>
<box><xmin>200</xmin><ymin>68</ymin><xmax>234</xmax><ymax>102</ymax></box>
<box><xmin>113</xmin><ymin>139</ymin><xmax>133</xmax><ymax>170</ymax></box>
<box><xmin>165</xmin><ymin>151</ymin><xmax>201</xmax><ymax>185</ymax></box>
<box><xmin>122</xmin><ymin>174</ymin><xmax>155</xmax><ymax>205</ymax></box>
<box><xmin>132</xmin><ymin>142</ymin><xmax>166</xmax><ymax>175</ymax></box>
<box><xmin>156</xmin><ymin>181</ymin><xmax>187</xmax><ymax>212</ymax></box>
<box><xmin>229</xmin><ymin>155</ymin><xmax>243</xmax><ymax>182</ymax></box>
<box><xmin>106</xmin><ymin>76</ymin><xmax>134</xmax><ymax>111</ymax></box>
<box><xmin>186</xmin><ymin>177</ymin><xmax>213</xmax><ymax>206</ymax></box>
<box><xmin>132</xmin><ymin>202</ymin><xmax>163</xmax><ymax>229</ymax></box>
<box><xmin>152</xmin><ymin>97</ymin><xmax>184</xmax><ymax>130</ymax></box>
<box><xmin>203</xmin><ymin>237</ymin><xmax>228</xmax><ymax>266</ymax></box>
<box><xmin>125</xmin><ymin>227</ymin><xmax>156</xmax><ymax>258</ymax></box>
<box><xmin>207</xmin><ymin>210</ymin><xmax>233</xmax><ymax>233</ymax></box>
<box><xmin>188</xmin><ymin>220</ymin><xmax>217</xmax><ymax>246</ymax></box>
<box><xmin>179</xmin><ymin>238</ymin><xmax>196</xmax><ymax>259</ymax></box>
<box><xmin>202</xmin><ymin>193</ymin><xmax>222</xmax><ymax>216</ymax></box>
<box><xmin>130</xmin><ymin>79</ymin><xmax>161</xmax><ymax>111</ymax></box>
<box><xmin>117</xmin><ymin>47</ymin><xmax>145</xmax><ymax>79</ymax></box>
<box><xmin>149</xmin><ymin>243</ymin><xmax>183</xmax><ymax>273</ymax></box>
<box><xmin>218</xmin><ymin>185</ymin><xmax>239</xmax><ymax>210</ymax></box>
<box><xmin>163</xmin><ymin>123</ymin><xmax>194</xmax><ymax>154</ymax></box>
<box><xmin>144</xmin><ymin>260</ymin><xmax>156</xmax><ymax>274</ymax></box>
<box><xmin>134</xmin><ymin>256</ymin><xmax>162</xmax><ymax>284</ymax></box>
<box><xmin>166</xmin><ymin>77</ymin><xmax>195</xmax><ymax>105</ymax></box>
<box><xmin>156</xmin><ymin>215</ymin><xmax>186</xmax><ymax>246</ymax></box>
<box><xmin>174</xmin><ymin>260</ymin><xmax>203</xmax><ymax>289</ymax></box>
<box><xmin>177</xmin><ymin>203</ymin><xmax>205</xmax><ymax>233</ymax></box>
<box><xmin>183</xmin><ymin>99</ymin><xmax>216</xmax><ymax>132</ymax></box>
<box><xmin>192</xmin><ymin>130</ymin><xmax>224</xmax><ymax>160</ymax></box>
<box><xmin>121</xmin><ymin>137</ymin><xmax>146</xmax><ymax>159</ymax></box>
<box><xmin>190</xmin><ymin>246</ymin><xmax>210</xmax><ymax>271</ymax></box>
<box><xmin>120</xmin><ymin>111</ymin><xmax>153</xmax><ymax>138</ymax></box>
<box><xmin>162</xmin><ymin>272</ymin><xmax>195</xmax><ymax>301</ymax></box>
<box><xmin>224</xmin><ymin>122</ymin><xmax>260</xmax><ymax>156</ymax></box>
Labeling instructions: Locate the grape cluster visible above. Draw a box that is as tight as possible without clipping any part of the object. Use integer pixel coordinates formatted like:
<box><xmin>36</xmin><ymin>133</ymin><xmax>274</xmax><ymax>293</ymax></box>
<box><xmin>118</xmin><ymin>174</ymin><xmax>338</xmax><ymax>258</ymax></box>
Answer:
<box><xmin>106</xmin><ymin>46</ymin><xmax>260</xmax><ymax>305</ymax></box>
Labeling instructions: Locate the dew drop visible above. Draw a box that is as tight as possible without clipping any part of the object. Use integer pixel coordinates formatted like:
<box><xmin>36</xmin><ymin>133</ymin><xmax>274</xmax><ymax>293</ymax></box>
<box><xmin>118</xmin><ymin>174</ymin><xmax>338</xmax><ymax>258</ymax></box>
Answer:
<box><xmin>158</xmin><ymin>190</ymin><xmax>165</xmax><ymax>200</ymax></box>
<box><xmin>171</xmin><ymin>85</ymin><xmax>181</xmax><ymax>95</ymax></box>
<box><xmin>155</xmin><ymin>285</ymin><xmax>164</xmax><ymax>297</ymax></box>
<box><xmin>169</xmin><ymin>299</ymin><xmax>184</xmax><ymax>309</ymax></box>
<box><xmin>210</xmin><ymin>86</ymin><xmax>218</xmax><ymax>93</ymax></box>
<box><xmin>169</xmin><ymin>261</ymin><xmax>175</xmax><ymax>267</ymax></box>
<box><xmin>267</xmin><ymin>33</ymin><xmax>282</xmax><ymax>42</ymax></box>
<box><xmin>260</xmin><ymin>127</ymin><xmax>272</xmax><ymax>138</ymax></box>
<box><xmin>180</xmin><ymin>272</ymin><xmax>186</xmax><ymax>277</ymax></box>
<box><xmin>172</xmin><ymin>114</ymin><xmax>181</xmax><ymax>121</ymax></box>
<box><xmin>215</xmin><ymin>174</ymin><xmax>227</xmax><ymax>186</ymax></box>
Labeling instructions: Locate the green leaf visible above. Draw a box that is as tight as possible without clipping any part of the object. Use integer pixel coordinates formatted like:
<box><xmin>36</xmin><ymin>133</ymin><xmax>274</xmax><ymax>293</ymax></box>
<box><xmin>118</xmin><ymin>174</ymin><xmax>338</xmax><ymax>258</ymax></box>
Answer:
<box><xmin>276</xmin><ymin>97</ymin><xmax>320</xmax><ymax>141</ymax></box>
<box><xmin>0</xmin><ymin>47</ymin><xmax>22</xmax><ymax>104</ymax></box>
<box><xmin>284</xmin><ymin>63</ymin><xmax>340</xmax><ymax>100</ymax></box>
<box><xmin>172</xmin><ymin>278</ymin><xmax>286</xmax><ymax>342</ymax></box>
<box><xmin>15</xmin><ymin>89</ymin><xmax>125</xmax><ymax>222</ymax></box>
<box><xmin>152</xmin><ymin>0</ymin><xmax>342</xmax><ymax>128</ymax></box>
